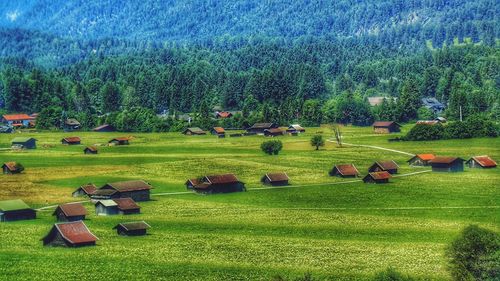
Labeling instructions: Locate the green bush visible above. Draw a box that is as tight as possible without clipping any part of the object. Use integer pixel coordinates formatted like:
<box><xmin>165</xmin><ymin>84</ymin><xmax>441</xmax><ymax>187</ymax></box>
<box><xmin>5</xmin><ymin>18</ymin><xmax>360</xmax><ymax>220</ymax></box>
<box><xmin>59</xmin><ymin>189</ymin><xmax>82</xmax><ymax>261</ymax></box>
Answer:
<box><xmin>447</xmin><ymin>225</ymin><xmax>500</xmax><ymax>281</ymax></box>
<box><xmin>261</xmin><ymin>140</ymin><xmax>283</xmax><ymax>155</ymax></box>
<box><xmin>403</xmin><ymin>123</ymin><xmax>444</xmax><ymax>141</ymax></box>
<box><xmin>310</xmin><ymin>135</ymin><xmax>325</xmax><ymax>150</ymax></box>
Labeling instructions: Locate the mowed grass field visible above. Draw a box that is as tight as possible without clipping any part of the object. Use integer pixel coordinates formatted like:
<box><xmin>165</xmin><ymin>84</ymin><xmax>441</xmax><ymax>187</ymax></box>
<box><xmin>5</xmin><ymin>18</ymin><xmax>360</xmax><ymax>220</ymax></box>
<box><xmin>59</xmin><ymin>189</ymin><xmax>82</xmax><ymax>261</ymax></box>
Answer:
<box><xmin>0</xmin><ymin>126</ymin><xmax>498</xmax><ymax>281</ymax></box>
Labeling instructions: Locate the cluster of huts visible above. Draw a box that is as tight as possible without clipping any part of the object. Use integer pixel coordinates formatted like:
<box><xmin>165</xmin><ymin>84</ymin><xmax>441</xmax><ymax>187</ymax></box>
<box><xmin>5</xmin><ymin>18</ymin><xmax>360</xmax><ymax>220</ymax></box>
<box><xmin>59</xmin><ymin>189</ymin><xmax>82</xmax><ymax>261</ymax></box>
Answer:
<box><xmin>183</xmin><ymin>123</ymin><xmax>306</xmax><ymax>138</ymax></box>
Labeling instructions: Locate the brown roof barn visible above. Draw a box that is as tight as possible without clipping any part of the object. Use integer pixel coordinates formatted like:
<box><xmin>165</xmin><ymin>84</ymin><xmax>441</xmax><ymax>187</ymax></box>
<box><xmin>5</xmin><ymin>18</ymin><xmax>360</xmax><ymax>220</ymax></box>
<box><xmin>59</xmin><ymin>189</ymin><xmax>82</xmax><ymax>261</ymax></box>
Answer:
<box><xmin>264</xmin><ymin>128</ymin><xmax>284</xmax><ymax>137</ymax></box>
<box><xmin>186</xmin><ymin>174</ymin><xmax>245</xmax><ymax>194</ymax></box>
<box><xmin>42</xmin><ymin>221</ymin><xmax>98</xmax><ymax>247</ymax></box>
<box><xmin>261</xmin><ymin>172</ymin><xmax>290</xmax><ymax>186</ymax></box>
<box><xmin>61</xmin><ymin>137</ymin><xmax>81</xmax><ymax>145</ymax></box>
<box><xmin>247</xmin><ymin>123</ymin><xmax>278</xmax><ymax>134</ymax></box>
<box><xmin>93</xmin><ymin>124</ymin><xmax>115</xmax><ymax>132</ymax></box>
<box><xmin>373</xmin><ymin>121</ymin><xmax>401</xmax><ymax>134</ymax></box>
<box><xmin>329</xmin><ymin>164</ymin><xmax>360</xmax><ymax>178</ymax></box>
<box><xmin>113</xmin><ymin>221</ymin><xmax>151</xmax><ymax>236</ymax></box>
<box><xmin>407</xmin><ymin>154</ymin><xmax>435</xmax><ymax>166</ymax></box>
<box><xmin>183</xmin><ymin>127</ymin><xmax>206</xmax><ymax>135</ymax></box>
<box><xmin>429</xmin><ymin>157</ymin><xmax>464</xmax><ymax>172</ymax></box>
<box><xmin>72</xmin><ymin>183</ymin><xmax>97</xmax><ymax>197</ymax></box>
<box><xmin>53</xmin><ymin>203</ymin><xmax>88</xmax><ymax>222</ymax></box>
<box><xmin>466</xmin><ymin>156</ymin><xmax>497</xmax><ymax>169</ymax></box>
<box><xmin>109</xmin><ymin>137</ymin><xmax>131</xmax><ymax>145</ymax></box>
<box><xmin>286</xmin><ymin>125</ymin><xmax>305</xmax><ymax>133</ymax></box>
<box><xmin>2</xmin><ymin>162</ymin><xmax>24</xmax><ymax>174</ymax></box>
<box><xmin>368</xmin><ymin>160</ymin><xmax>399</xmax><ymax>174</ymax></box>
<box><xmin>84</xmin><ymin>146</ymin><xmax>98</xmax><ymax>154</ymax></box>
<box><xmin>92</xmin><ymin>180</ymin><xmax>153</xmax><ymax>202</ymax></box>
<box><xmin>211</xmin><ymin>127</ymin><xmax>226</xmax><ymax>136</ymax></box>
<box><xmin>95</xmin><ymin>198</ymin><xmax>141</xmax><ymax>216</ymax></box>
<box><xmin>363</xmin><ymin>171</ymin><xmax>392</xmax><ymax>184</ymax></box>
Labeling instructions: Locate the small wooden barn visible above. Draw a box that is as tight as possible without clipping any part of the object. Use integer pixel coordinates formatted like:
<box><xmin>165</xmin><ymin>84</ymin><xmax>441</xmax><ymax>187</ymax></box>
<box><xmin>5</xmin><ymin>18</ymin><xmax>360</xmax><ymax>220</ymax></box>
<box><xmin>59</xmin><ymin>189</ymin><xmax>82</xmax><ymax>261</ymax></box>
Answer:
<box><xmin>93</xmin><ymin>124</ymin><xmax>115</xmax><ymax>132</ymax></box>
<box><xmin>211</xmin><ymin>127</ymin><xmax>226</xmax><ymax>137</ymax></box>
<box><xmin>95</xmin><ymin>198</ymin><xmax>140</xmax><ymax>216</ymax></box>
<box><xmin>42</xmin><ymin>221</ymin><xmax>98</xmax><ymax>247</ymax></box>
<box><xmin>109</xmin><ymin>137</ymin><xmax>131</xmax><ymax>145</ymax></box>
<box><xmin>247</xmin><ymin>123</ymin><xmax>278</xmax><ymax>134</ymax></box>
<box><xmin>372</xmin><ymin>122</ymin><xmax>401</xmax><ymax>134</ymax></box>
<box><xmin>53</xmin><ymin>203</ymin><xmax>87</xmax><ymax>222</ymax></box>
<box><xmin>11</xmin><ymin>137</ymin><xmax>37</xmax><ymax>149</ymax></box>
<box><xmin>186</xmin><ymin>174</ymin><xmax>245</xmax><ymax>194</ymax></box>
<box><xmin>215</xmin><ymin>111</ymin><xmax>233</xmax><ymax>119</ymax></box>
<box><xmin>407</xmin><ymin>154</ymin><xmax>435</xmax><ymax>166</ymax></box>
<box><xmin>2</xmin><ymin>162</ymin><xmax>24</xmax><ymax>174</ymax></box>
<box><xmin>64</xmin><ymin>118</ymin><xmax>81</xmax><ymax>131</ymax></box>
<box><xmin>264</xmin><ymin>128</ymin><xmax>284</xmax><ymax>137</ymax></box>
<box><xmin>368</xmin><ymin>160</ymin><xmax>399</xmax><ymax>174</ymax></box>
<box><xmin>61</xmin><ymin>137</ymin><xmax>81</xmax><ymax>145</ymax></box>
<box><xmin>261</xmin><ymin>172</ymin><xmax>290</xmax><ymax>186</ymax></box>
<box><xmin>72</xmin><ymin>184</ymin><xmax>97</xmax><ymax>197</ymax></box>
<box><xmin>363</xmin><ymin>171</ymin><xmax>392</xmax><ymax>184</ymax></box>
<box><xmin>329</xmin><ymin>164</ymin><xmax>360</xmax><ymax>178</ymax></box>
<box><xmin>95</xmin><ymin>200</ymin><xmax>119</xmax><ymax>216</ymax></box>
<box><xmin>84</xmin><ymin>146</ymin><xmax>98</xmax><ymax>154</ymax></box>
<box><xmin>113</xmin><ymin>221</ymin><xmax>151</xmax><ymax>236</ymax></box>
<box><xmin>0</xmin><ymin>199</ymin><xmax>36</xmax><ymax>222</ymax></box>
<box><xmin>183</xmin><ymin>127</ymin><xmax>207</xmax><ymax>135</ymax></box>
<box><xmin>429</xmin><ymin>157</ymin><xmax>464</xmax><ymax>172</ymax></box>
<box><xmin>286</xmin><ymin>124</ymin><xmax>305</xmax><ymax>134</ymax></box>
<box><xmin>466</xmin><ymin>156</ymin><xmax>497</xmax><ymax>169</ymax></box>
<box><xmin>93</xmin><ymin>180</ymin><xmax>153</xmax><ymax>202</ymax></box>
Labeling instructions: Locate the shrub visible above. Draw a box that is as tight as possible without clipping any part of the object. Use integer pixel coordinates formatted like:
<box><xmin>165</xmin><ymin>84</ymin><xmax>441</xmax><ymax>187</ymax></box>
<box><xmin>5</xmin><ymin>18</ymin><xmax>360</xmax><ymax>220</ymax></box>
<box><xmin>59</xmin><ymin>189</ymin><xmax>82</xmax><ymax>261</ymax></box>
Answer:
<box><xmin>447</xmin><ymin>225</ymin><xmax>500</xmax><ymax>281</ymax></box>
<box><xmin>403</xmin><ymin>123</ymin><xmax>444</xmax><ymax>141</ymax></box>
<box><xmin>261</xmin><ymin>140</ymin><xmax>283</xmax><ymax>155</ymax></box>
<box><xmin>310</xmin><ymin>135</ymin><xmax>325</xmax><ymax>150</ymax></box>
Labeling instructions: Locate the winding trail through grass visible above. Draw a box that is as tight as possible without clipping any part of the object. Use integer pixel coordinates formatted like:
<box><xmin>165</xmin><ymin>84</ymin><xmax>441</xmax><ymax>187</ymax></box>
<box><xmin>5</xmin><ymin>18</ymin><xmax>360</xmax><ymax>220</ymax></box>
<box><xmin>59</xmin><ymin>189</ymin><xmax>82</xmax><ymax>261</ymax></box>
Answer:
<box><xmin>328</xmin><ymin>140</ymin><xmax>415</xmax><ymax>156</ymax></box>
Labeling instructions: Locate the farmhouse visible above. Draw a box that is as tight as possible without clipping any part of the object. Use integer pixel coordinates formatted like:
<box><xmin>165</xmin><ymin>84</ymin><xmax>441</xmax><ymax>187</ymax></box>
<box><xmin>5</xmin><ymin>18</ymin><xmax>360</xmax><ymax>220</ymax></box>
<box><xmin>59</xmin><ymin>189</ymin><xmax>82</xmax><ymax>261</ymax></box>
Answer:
<box><xmin>2</xmin><ymin>162</ymin><xmax>24</xmax><ymax>174</ymax></box>
<box><xmin>53</xmin><ymin>203</ymin><xmax>87</xmax><ymax>222</ymax></box>
<box><xmin>329</xmin><ymin>164</ymin><xmax>360</xmax><ymax>178</ymax></box>
<box><xmin>95</xmin><ymin>198</ymin><xmax>141</xmax><ymax>216</ymax></box>
<box><xmin>186</xmin><ymin>174</ymin><xmax>245</xmax><ymax>194</ymax></box>
<box><xmin>72</xmin><ymin>183</ymin><xmax>97</xmax><ymax>197</ymax></box>
<box><xmin>64</xmin><ymin>118</ymin><xmax>81</xmax><ymax>131</ymax></box>
<box><xmin>61</xmin><ymin>137</ymin><xmax>81</xmax><ymax>145</ymax></box>
<box><xmin>429</xmin><ymin>157</ymin><xmax>464</xmax><ymax>172</ymax></box>
<box><xmin>422</xmin><ymin>97</ymin><xmax>446</xmax><ymax>114</ymax></box>
<box><xmin>215</xmin><ymin>111</ymin><xmax>233</xmax><ymax>119</ymax></box>
<box><xmin>368</xmin><ymin>160</ymin><xmax>399</xmax><ymax>174</ymax></box>
<box><xmin>84</xmin><ymin>146</ymin><xmax>98</xmax><ymax>154</ymax></box>
<box><xmin>183</xmin><ymin>127</ymin><xmax>207</xmax><ymax>135</ymax></box>
<box><xmin>0</xmin><ymin>199</ymin><xmax>36</xmax><ymax>222</ymax></box>
<box><xmin>286</xmin><ymin>124</ymin><xmax>305</xmax><ymax>134</ymax></box>
<box><xmin>1</xmin><ymin>114</ymin><xmax>35</xmax><ymax>127</ymax></box>
<box><xmin>93</xmin><ymin>124</ymin><xmax>115</xmax><ymax>132</ymax></box>
<box><xmin>113</xmin><ymin>221</ymin><xmax>151</xmax><ymax>236</ymax></box>
<box><xmin>11</xmin><ymin>137</ymin><xmax>37</xmax><ymax>149</ymax></box>
<box><xmin>247</xmin><ymin>123</ymin><xmax>278</xmax><ymax>134</ymax></box>
<box><xmin>373</xmin><ymin>121</ymin><xmax>401</xmax><ymax>134</ymax></box>
<box><xmin>466</xmin><ymin>156</ymin><xmax>497</xmax><ymax>169</ymax></box>
<box><xmin>261</xmin><ymin>172</ymin><xmax>289</xmax><ymax>186</ymax></box>
<box><xmin>42</xmin><ymin>221</ymin><xmax>98</xmax><ymax>247</ymax></box>
<box><xmin>94</xmin><ymin>180</ymin><xmax>153</xmax><ymax>201</ymax></box>
<box><xmin>363</xmin><ymin>171</ymin><xmax>392</xmax><ymax>184</ymax></box>
<box><xmin>211</xmin><ymin>127</ymin><xmax>226</xmax><ymax>136</ymax></box>
<box><xmin>109</xmin><ymin>137</ymin><xmax>131</xmax><ymax>145</ymax></box>
<box><xmin>407</xmin><ymin>154</ymin><xmax>435</xmax><ymax>166</ymax></box>
<box><xmin>264</xmin><ymin>128</ymin><xmax>284</xmax><ymax>137</ymax></box>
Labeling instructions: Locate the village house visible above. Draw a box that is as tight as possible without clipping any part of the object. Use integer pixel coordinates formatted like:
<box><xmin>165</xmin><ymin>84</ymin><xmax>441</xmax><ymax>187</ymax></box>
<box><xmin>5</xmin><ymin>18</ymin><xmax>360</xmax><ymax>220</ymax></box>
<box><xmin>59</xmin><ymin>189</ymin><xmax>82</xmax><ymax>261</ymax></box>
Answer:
<box><xmin>95</xmin><ymin>198</ymin><xmax>141</xmax><ymax>216</ymax></box>
<box><xmin>72</xmin><ymin>183</ymin><xmax>97</xmax><ymax>197</ymax></box>
<box><xmin>261</xmin><ymin>172</ymin><xmax>290</xmax><ymax>186</ymax></box>
<box><xmin>109</xmin><ymin>137</ymin><xmax>131</xmax><ymax>145</ymax></box>
<box><xmin>113</xmin><ymin>221</ymin><xmax>151</xmax><ymax>236</ymax></box>
<box><xmin>84</xmin><ymin>146</ymin><xmax>98</xmax><ymax>155</ymax></box>
<box><xmin>215</xmin><ymin>111</ymin><xmax>233</xmax><ymax>119</ymax></box>
<box><xmin>329</xmin><ymin>164</ymin><xmax>360</xmax><ymax>178</ymax></box>
<box><xmin>64</xmin><ymin>118</ymin><xmax>81</xmax><ymax>131</ymax></box>
<box><xmin>53</xmin><ymin>203</ymin><xmax>88</xmax><ymax>222</ymax></box>
<box><xmin>264</xmin><ymin>128</ymin><xmax>284</xmax><ymax>137</ymax></box>
<box><xmin>286</xmin><ymin>124</ymin><xmax>305</xmax><ymax>135</ymax></box>
<box><xmin>422</xmin><ymin>97</ymin><xmax>446</xmax><ymax>114</ymax></box>
<box><xmin>211</xmin><ymin>127</ymin><xmax>226</xmax><ymax>137</ymax></box>
<box><xmin>2</xmin><ymin>162</ymin><xmax>24</xmax><ymax>174</ymax></box>
<box><xmin>372</xmin><ymin>121</ymin><xmax>401</xmax><ymax>134</ymax></box>
<box><xmin>368</xmin><ymin>160</ymin><xmax>399</xmax><ymax>174</ymax></box>
<box><xmin>93</xmin><ymin>124</ymin><xmax>115</xmax><ymax>132</ymax></box>
<box><xmin>183</xmin><ymin>127</ymin><xmax>207</xmax><ymax>135</ymax></box>
<box><xmin>466</xmin><ymin>156</ymin><xmax>497</xmax><ymax>169</ymax></box>
<box><xmin>11</xmin><ymin>137</ymin><xmax>37</xmax><ymax>149</ymax></box>
<box><xmin>429</xmin><ymin>157</ymin><xmax>464</xmax><ymax>172</ymax></box>
<box><xmin>42</xmin><ymin>221</ymin><xmax>98</xmax><ymax>247</ymax></box>
<box><xmin>92</xmin><ymin>180</ymin><xmax>153</xmax><ymax>202</ymax></box>
<box><xmin>0</xmin><ymin>199</ymin><xmax>36</xmax><ymax>222</ymax></box>
<box><xmin>1</xmin><ymin>114</ymin><xmax>36</xmax><ymax>128</ymax></box>
<box><xmin>0</xmin><ymin>126</ymin><xmax>13</xmax><ymax>133</ymax></box>
<box><xmin>186</xmin><ymin>174</ymin><xmax>245</xmax><ymax>194</ymax></box>
<box><xmin>407</xmin><ymin>154</ymin><xmax>436</xmax><ymax>166</ymax></box>
<box><xmin>247</xmin><ymin>123</ymin><xmax>278</xmax><ymax>134</ymax></box>
<box><xmin>363</xmin><ymin>171</ymin><xmax>392</xmax><ymax>184</ymax></box>
<box><xmin>61</xmin><ymin>137</ymin><xmax>81</xmax><ymax>145</ymax></box>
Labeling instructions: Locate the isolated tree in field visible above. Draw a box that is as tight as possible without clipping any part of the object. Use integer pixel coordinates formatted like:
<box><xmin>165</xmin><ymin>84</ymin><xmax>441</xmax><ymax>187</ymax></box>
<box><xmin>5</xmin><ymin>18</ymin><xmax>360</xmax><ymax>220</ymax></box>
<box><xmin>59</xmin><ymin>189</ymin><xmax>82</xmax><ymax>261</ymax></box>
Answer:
<box><xmin>447</xmin><ymin>225</ymin><xmax>500</xmax><ymax>281</ymax></box>
<box><xmin>261</xmin><ymin>140</ymin><xmax>283</xmax><ymax>155</ymax></box>
<box><xmin>310</xmin><ymin>135</ymin><xmax>324</xmax><ymax>150</ymax></box>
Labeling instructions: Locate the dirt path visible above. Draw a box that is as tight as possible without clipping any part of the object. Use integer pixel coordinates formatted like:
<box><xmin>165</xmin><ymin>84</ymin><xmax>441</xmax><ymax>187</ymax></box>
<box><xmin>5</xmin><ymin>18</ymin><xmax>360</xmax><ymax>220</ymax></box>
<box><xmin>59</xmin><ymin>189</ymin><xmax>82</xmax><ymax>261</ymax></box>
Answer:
<box><xmin>328</xmin><ymin>140</ymin><xmax>415</xmax><ymax>156</ymax></box>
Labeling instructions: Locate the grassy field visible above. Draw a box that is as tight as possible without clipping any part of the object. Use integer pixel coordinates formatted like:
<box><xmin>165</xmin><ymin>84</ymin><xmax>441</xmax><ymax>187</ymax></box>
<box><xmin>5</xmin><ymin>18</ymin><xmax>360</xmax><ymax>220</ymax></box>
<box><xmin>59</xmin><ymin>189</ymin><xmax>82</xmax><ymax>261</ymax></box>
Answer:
<box><xmin>0</xmin><ymin>125</ymin><xmax>498</xmax><ymax>280</ymax></box>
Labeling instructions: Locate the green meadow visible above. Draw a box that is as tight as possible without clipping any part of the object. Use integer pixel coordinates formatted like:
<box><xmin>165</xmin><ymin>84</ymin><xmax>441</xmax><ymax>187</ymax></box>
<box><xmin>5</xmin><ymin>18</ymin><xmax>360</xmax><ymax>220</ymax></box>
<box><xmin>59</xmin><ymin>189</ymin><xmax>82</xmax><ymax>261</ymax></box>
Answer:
<box><xmin>0</xmin><ymin>126</ymin><xmax>498</xmax><ymax>280</ymax></box>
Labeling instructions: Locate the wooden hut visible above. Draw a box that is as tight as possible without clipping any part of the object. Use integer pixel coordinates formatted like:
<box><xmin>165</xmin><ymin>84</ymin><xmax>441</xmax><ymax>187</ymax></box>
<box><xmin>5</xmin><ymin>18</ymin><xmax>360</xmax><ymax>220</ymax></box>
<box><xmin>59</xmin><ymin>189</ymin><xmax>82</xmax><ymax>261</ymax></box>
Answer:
<box><xmin>95</xmin><ymin>200</ymin><xmax>119</xmax><ymax>216</ymax></box>
<box><xmin>363</xmin><ymin>171</ymin><xmax>392</xmax><ymax>184</ymax></box>
<box><xmin>429</xmin><ymin>157</ymin><xmax>464</xmax><ymax>172</ymax></box>
<box><xmin>52</xmin><ymin>203</ymin><xmax>87</xmax><ymax>222</ymax></box>
<box><xmin>93</xmin><ymin>124</ymin><xmax>115</xmax><ymax>132</ymax></box>
<box><xmin>84</xmin><ymin>146</ymin><xmax>98</xmax><ymax>155</ymax></box>
<box><xmin>329</xmin><ymin>164</ymin><xmax>360</xmax><ymax>178</ymax></box>
<box><xmin>368</xmin><ymin>160</ymin><xmax>399</xmax><ymax>174</ymax></box>
<box><xmin>261</xmin><ymin>172</ymin><xmax>290</xmax><ymax>186</ymax></box>
<box><xmin>372</xmin><ymin>122</ymin><xmax>401</xmax><ymax>134</ymax></box>
<box><xmin>247</xmin><ymin>123</ymin><xmax>278</xmax><ymax>134</ymax></box>
<box><xmin>11</xmin><ymin>137</ymin><xmax>37</xmax><ymax>149</ymax></box>
<box><xmin>113</xmin><ymin>221</ymin><xmax>151</xmax><ymax>236</ymax></box>
<box><xmin>95</xmin><ymin>198</ymin><xmax>140</xmax><ymax>216</ymax></box>
<box><xmin>211</xmin><ymin>127</ymin><xmax>226</xmax><ymax>137</ymax></box>
<box><xmin>186</xmin><ymin>174</ymin><xmax>245</xmax><ymax>194</ymax></box>
<box><xmin>183</xmin><ymin>127</ymin><xmax>206</xmax><ymax>135</ymax></box>
<box><xmin>42</xmin><ymin>221</ymin><xmax>98</xmax><ymax>247</ymax></box>
<box><xmin>466</xmin><ymin>156</ymin><xmax>497</xmax><ymax>169</ymax></box>
<box><xmin>215</xmin><ymin>111</ymin><xmax>233</xmax><ymax>119</ymax></box>
<box><xmin>286</xmin><ymin>125</ymin><xmax>305</xmax><ymax>134</ymax></box>
<box><xmin>61</xmin><ymin>137</ymin><xmax>81</xmax><ymax>145</ymax></box>
<box><xmin>2</xmin><ymin>162</ymin><xmax>24</xmax><ymax>174</ymax></box>
<box><xmin>407</xmin><ymin>154</ymin><xmax>435</xmax><ymax>166</ymax></box>
<box><xmin>72</xmin><ymin>184</ymin><xmax>97</xmax><ymax>197</ymax></box>
<box><xmin>109</xmin><ymin>137</ymin><xmax>131</xmax><ymax>145</ymax></box>
<box><xmin>0</xmin><ymin>199</ymin><xmax>36</xmax><ymax>222</ymax></box>
<box><xmin>264</xmin><ymin>128</ymin><xmax>284</xmax><ymax>137</ymax></box>
<box><xmin>64</xmin><ymin>118</ymin><xmax>81</xmax><ymax>131</ymax></box>
<box><xmin>92</xmin><ymin>180</ymin><xmax>153</xmax><ymax>202</ymax></box>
